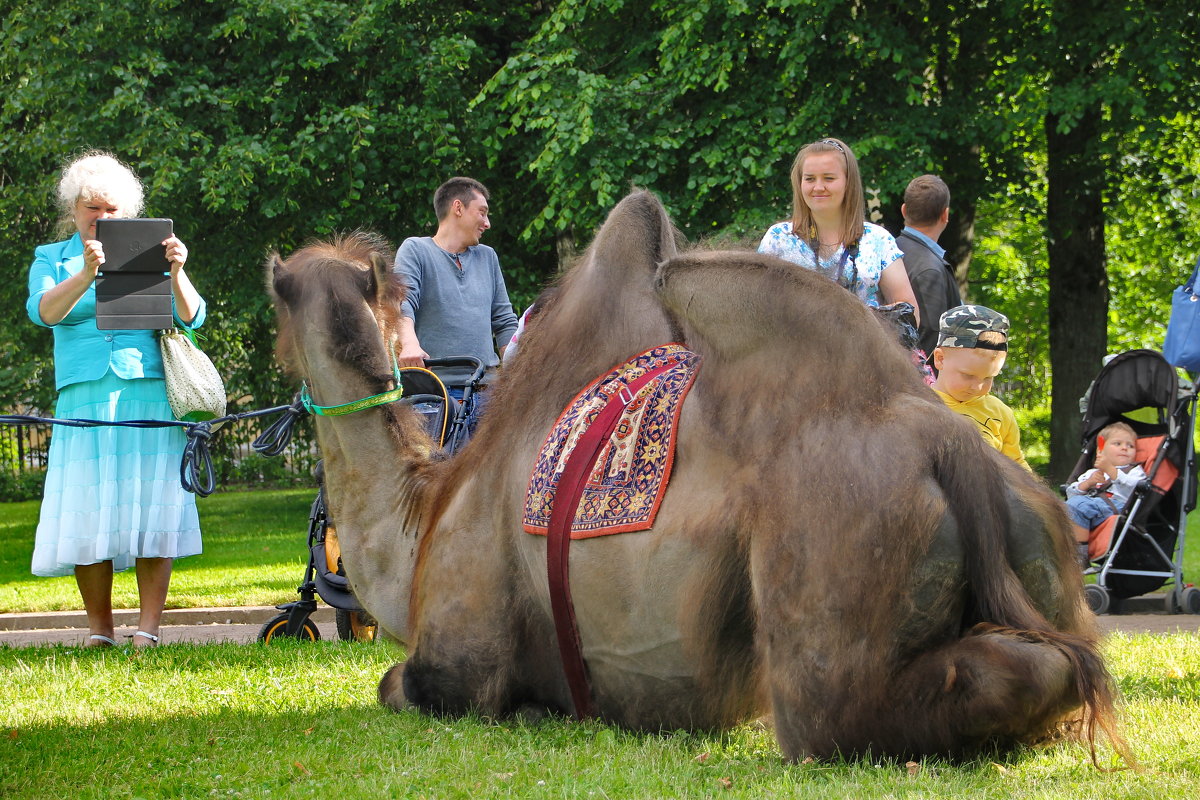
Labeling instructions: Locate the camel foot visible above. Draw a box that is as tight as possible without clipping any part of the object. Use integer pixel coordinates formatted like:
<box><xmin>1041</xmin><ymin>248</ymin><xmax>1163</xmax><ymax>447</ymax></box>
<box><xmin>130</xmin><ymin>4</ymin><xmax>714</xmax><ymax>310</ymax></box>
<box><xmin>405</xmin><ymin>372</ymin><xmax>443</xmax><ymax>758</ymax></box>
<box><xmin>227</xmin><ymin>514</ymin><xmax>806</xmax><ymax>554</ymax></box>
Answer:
<box><xmin>514</xmin><ymin>703</ymin><xmax>549</xmax><ymax>724</ymax></box>
<box><xmin>378</xmin><ymin>662</ymin><xmax>411</xmax><ymax>712</ymax></box>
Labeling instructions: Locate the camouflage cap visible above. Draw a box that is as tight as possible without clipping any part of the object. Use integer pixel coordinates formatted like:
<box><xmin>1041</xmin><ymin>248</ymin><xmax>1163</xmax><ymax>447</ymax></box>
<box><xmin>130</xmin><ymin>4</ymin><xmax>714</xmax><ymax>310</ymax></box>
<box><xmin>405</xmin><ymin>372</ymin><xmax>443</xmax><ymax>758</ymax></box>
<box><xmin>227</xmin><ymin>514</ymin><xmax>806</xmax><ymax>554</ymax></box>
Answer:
<box><xmin>937</xmin><ymin>305</ymin><xmax>1009</xmax><ymax>350</ymax></box>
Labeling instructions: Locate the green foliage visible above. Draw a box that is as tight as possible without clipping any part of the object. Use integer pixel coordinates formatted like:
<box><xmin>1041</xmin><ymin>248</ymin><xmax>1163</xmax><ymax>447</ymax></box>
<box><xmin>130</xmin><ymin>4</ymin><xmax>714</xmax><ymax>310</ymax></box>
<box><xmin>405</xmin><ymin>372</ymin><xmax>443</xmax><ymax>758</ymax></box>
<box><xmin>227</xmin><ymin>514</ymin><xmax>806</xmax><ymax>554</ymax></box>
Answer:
<box><xmin>971</xmin><ymin>196</ymin><xmax>1053</xmax><ymax>413</ymax></box>
<box><xmin>478</xmin><ymin>0</ymin><xmax>894</xmax><ymax>244</ymax></box>
<box><xmin>971</xmin><ymin>112</ymin><xmax>1200</xmax><ymax>426</ymax></box>
<box><xmin>0</xmin><ymin>427</ymin><xmax>45</xmax><ymax>501</ymax></box>
<box><xmin>0</xmin><ymin>0</ymin><xmax>555</xmax><ymax>416</ymax></box>
<box><xmin>219</xmin><ymin>449</ymin><xmax>312</xmax><ymax>488</ymax></box>
<box><xmin>1107</xmin><ymin>116</ymin><xmax>1200</xmax><ymax>354</ymax></box>
<box><xmin>0</xmin><ymin>468</ymin><xmax>44</xmax><ymax>503</ymax></box>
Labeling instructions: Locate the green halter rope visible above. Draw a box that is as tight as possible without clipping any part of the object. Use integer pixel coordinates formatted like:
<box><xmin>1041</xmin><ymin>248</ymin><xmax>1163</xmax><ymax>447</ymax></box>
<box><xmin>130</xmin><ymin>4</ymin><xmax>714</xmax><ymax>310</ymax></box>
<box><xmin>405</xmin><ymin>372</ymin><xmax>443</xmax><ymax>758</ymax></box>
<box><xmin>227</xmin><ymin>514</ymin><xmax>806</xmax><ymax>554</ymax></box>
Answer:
<box><xmin>300</xmin><ymin>352</ymin><xmax>405</xmax><ymax>417</ymax></box>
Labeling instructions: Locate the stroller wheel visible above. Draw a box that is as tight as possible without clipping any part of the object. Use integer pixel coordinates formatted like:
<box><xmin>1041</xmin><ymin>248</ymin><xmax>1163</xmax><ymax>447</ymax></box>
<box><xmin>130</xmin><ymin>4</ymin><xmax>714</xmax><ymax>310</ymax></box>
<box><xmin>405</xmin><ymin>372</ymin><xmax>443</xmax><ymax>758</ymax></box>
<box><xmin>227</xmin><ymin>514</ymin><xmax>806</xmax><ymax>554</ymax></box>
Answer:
<box><xmin>335</xmin><ymin>609</ymin><xmax>378</xmax><ymax>642</ymax></box>
<box><xmin>1182</xmin><ymin>586</ymin><xmax>1200</xmax><ymax>615</ymax></box>
<box><xmin>257</xmin><ymin>613</ymin><xmax>321</xmax><ymax>643</ymax></box>
<box><xmin>1164</xmin><ymin>591</ymin><xmax>1181</xmax><ymax>614</ymax></box>
<box><xmin>1084</xmin><ymin>584</ymin><xmax>1110</xmax><ymax>615</ymax></box>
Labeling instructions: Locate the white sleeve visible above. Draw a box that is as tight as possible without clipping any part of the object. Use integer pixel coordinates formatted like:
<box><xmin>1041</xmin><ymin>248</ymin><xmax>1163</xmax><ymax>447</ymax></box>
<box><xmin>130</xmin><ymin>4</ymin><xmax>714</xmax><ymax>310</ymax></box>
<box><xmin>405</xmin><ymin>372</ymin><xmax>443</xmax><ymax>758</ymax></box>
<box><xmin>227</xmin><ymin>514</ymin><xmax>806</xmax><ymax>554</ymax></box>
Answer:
<box><xmin>1065</xmin><ymin>468</ymin><xmax>1098</xmax><ymax>498</ymax></box>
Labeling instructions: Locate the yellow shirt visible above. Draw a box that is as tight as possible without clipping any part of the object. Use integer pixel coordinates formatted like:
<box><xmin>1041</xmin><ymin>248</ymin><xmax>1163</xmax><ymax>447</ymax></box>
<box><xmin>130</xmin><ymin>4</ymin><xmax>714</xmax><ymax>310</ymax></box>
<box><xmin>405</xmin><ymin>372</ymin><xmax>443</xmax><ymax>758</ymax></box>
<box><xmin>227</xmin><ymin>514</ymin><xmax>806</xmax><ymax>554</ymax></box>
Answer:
<box><xmin>934</xmin><ymin>390</ymin><xmax>1031</xmax><ymax>471</ymax></box>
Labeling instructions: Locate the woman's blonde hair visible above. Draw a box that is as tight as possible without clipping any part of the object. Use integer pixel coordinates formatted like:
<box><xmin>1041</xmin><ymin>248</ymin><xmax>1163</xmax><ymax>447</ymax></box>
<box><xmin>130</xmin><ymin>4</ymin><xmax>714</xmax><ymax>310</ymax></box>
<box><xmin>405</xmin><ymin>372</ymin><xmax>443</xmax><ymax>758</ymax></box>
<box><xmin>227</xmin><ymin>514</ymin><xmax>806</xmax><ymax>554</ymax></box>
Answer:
<box><xmin>788</xmin><ymin>137</ymin><xmax>865</xmax><ymax>249</ymax></box>
<box><xmin>56</xmin><ymin>151</ymin><xmax>144</xmax><ymax>234</ymax></box>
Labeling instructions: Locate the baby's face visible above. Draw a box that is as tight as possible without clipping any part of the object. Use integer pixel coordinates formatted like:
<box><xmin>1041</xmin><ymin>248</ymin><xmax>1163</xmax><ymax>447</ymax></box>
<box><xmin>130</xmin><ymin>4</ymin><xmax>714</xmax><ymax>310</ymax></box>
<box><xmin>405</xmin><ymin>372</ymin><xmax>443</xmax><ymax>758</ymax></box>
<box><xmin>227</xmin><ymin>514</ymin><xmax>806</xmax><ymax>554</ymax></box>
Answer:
<box><xmin>1101</xmin><ymin>432</ymin><xmax>1137</xmax><ymax>466</ymax></box>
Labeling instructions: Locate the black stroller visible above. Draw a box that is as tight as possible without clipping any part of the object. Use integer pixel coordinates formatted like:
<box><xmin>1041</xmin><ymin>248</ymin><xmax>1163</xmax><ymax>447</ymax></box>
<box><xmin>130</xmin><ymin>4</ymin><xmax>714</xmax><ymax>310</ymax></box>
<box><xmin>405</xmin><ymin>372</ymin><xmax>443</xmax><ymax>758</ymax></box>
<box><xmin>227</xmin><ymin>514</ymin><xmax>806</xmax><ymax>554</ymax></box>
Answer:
<box><xmin>258</xmin><ymin>356</ymin><xmax>486</xmax><ymax>642</ymax></box>
<box><xmin>1068</xmin><ymin>349</ymin><xmax>1200</xmax><ymax>615</ymax></box>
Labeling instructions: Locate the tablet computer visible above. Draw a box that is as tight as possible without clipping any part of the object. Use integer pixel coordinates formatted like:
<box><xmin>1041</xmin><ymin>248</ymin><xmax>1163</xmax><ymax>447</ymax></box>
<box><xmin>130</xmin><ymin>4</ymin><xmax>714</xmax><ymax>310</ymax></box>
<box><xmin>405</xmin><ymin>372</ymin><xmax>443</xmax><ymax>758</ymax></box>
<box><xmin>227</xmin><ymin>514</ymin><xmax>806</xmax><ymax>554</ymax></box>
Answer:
<box><xmin>95</xmin><ymin>272</ymin><xmax>174</xmax><ymax>330</ymax></box>
<box><xmin>95</xmin><ymin>218</ymin><xmax>173</xmax><ymax>272</ymax></box>
<box><xmin>94</xmin><ymin>218</ymin><xmax>174</xmax><ymax>329</ymax></box>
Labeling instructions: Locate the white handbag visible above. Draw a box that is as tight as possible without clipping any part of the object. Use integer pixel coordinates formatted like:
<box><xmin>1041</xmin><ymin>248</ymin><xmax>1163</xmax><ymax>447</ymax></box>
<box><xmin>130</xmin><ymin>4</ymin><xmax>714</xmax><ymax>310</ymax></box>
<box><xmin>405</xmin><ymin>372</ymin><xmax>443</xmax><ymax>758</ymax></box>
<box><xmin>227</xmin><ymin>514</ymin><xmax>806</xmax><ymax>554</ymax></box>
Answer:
<box><xmin>159</xmin><ymin>328</ymin><xmax>226</xmax><ymax>426</ymax></box>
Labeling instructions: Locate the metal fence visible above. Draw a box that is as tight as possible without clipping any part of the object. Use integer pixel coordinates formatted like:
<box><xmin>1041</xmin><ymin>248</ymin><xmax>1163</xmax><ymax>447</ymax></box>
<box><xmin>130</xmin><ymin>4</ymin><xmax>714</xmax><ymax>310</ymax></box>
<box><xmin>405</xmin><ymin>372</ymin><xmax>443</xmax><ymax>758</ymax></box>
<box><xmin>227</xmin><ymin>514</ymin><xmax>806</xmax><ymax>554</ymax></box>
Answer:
<box><xmin>0</xmin><ymin>407</ymin><xmax>319</xmax><ymax>487</ymax></box>
<box><xmin>0</xmin><ymin>422</ymin><xmax>49</xmax><ymax>475</ymax></box>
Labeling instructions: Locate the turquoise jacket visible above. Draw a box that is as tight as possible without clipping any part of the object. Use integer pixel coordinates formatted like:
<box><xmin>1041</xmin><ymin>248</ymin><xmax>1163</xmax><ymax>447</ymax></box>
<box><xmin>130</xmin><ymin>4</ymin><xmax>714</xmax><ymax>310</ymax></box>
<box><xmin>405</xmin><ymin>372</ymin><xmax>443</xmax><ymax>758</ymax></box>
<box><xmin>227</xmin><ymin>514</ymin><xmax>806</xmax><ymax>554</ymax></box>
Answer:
<box><xmin>26</xmin><ymin>234</ymin><xmax>207</xmax><ymax>390</ymax></box>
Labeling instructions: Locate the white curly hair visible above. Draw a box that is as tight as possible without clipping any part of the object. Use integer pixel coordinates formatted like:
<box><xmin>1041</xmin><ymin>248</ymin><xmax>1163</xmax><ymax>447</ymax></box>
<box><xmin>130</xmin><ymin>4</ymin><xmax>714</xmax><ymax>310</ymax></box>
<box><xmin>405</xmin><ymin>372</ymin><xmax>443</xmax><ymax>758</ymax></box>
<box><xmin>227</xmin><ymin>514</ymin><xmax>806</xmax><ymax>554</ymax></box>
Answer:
<box><xmin>56</xmin><ymin>150</ymin><xmax>144</xmax><ymax>223</ymax></box>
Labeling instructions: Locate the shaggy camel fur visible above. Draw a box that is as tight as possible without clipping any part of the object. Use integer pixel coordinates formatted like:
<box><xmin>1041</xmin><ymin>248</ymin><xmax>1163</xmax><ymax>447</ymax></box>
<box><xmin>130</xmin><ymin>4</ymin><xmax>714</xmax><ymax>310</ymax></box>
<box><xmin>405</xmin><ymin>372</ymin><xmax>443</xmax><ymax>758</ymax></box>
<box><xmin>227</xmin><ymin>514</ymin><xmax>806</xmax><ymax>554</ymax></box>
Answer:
<box><xmin>268</xmin><ymin>193</ymin><xmax>1126</xmax><ymax>763</ymax></box>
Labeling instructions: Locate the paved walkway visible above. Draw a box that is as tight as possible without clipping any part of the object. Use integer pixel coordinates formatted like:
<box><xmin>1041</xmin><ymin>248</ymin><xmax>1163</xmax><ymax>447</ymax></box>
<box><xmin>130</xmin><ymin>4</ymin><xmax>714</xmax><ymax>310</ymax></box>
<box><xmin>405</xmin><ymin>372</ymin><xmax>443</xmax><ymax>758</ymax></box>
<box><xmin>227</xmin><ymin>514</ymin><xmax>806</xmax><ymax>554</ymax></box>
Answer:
<box><xmin>1</xmin><ymin>597</ymin><xmax>1198</xmax><ymax>648</ymax></box>
<box><xmin>0</xmin><ymin>605</ymin><xmax>340</xmax><ymax>648</ymax></box>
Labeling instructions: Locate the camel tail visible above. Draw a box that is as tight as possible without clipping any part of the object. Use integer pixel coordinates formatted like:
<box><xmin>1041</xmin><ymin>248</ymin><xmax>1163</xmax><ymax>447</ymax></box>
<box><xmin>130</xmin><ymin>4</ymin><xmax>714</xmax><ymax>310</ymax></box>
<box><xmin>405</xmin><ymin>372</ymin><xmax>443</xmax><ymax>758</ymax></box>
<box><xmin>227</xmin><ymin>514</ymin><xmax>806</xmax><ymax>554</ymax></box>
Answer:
<box><xmin>932</xmin><ymin>439</ymin><xmax>1133</xmax><ymax>767</ymax></box>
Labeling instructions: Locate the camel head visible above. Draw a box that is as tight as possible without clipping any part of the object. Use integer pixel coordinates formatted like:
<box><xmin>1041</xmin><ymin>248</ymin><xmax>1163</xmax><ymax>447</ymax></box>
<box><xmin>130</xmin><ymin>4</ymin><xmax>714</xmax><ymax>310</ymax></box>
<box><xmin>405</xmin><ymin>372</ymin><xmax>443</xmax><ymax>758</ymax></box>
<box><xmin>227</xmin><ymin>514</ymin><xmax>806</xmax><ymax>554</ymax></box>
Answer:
<box><xmin>266</xmin><ymin>231</ymin><xmax>437</xmax><ymax>645</ymax></box>
<box><xmin>268</xmin><ymin>231</ymin><xmax>405</xmax><ymax>395</ymax></box>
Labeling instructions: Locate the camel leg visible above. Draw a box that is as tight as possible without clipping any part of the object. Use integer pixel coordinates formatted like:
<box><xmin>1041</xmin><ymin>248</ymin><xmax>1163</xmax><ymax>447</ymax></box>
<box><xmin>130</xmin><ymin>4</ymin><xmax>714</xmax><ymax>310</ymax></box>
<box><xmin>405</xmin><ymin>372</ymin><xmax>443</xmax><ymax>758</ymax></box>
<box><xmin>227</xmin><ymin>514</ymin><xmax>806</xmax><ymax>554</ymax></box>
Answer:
<box><xmin>384</xmin><ymin>613</ymin><xmax>521</xmax><ymax>716</ymax></box>
<box><xmin>771</xmin><ymin>625</ymin><xmax>1092</xmax><ymax>761</ymax></box>
<box><xmin>879</xmin><ymin>626</ymin><xmax>1087</xmax><ymax>755</ymax></box>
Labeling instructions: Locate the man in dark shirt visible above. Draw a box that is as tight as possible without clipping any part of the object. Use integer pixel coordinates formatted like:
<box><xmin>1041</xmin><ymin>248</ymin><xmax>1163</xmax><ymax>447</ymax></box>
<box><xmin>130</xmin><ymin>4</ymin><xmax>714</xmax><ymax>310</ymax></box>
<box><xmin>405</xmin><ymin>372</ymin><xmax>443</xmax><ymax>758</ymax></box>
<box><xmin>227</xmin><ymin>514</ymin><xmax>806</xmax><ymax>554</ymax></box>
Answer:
<box><xmin>897</xmin><ymin>175</ymin><xmax>961</xmax><ymax>358</ymax></box>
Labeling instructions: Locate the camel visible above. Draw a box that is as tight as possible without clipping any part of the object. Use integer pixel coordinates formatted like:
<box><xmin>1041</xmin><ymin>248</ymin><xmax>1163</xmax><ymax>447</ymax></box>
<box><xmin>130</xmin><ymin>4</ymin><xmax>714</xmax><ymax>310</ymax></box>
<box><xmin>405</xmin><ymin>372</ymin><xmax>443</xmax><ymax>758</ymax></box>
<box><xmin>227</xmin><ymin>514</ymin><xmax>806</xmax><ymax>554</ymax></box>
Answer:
<box><xmin>267</xmin><ymin>192</ymin><xmax>1125</xmax><ymax>762</ymax></box>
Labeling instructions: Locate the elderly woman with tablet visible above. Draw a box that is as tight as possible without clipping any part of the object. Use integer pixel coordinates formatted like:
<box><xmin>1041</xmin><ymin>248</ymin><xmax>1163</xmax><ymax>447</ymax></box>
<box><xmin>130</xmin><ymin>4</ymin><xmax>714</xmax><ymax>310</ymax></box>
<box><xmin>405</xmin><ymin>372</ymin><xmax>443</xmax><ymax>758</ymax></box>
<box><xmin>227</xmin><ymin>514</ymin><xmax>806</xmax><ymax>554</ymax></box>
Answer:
<box><xmin>25</xmin><ymin>150</ymin><xmax>207</xmax><ymax>648</ymax></box>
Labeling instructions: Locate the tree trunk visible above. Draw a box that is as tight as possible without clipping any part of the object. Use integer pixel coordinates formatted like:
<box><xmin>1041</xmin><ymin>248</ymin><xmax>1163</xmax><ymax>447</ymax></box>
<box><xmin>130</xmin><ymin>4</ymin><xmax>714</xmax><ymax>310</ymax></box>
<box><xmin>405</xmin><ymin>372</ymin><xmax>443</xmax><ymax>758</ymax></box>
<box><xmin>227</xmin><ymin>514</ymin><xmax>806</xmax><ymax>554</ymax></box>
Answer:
<box><xmin>1045</xmin><ymin>104</ymin><xmax>1109</xmax><ymax>483</ymax></box>
<box><xmin>933</xmin><ymin>139</ymin><xmax>982</xmax><ymax>299</ymax></box>
<box><xmin>942</xmin><ymin>193</ymin><xmax>976</xmax><ymax>300</ymax></box>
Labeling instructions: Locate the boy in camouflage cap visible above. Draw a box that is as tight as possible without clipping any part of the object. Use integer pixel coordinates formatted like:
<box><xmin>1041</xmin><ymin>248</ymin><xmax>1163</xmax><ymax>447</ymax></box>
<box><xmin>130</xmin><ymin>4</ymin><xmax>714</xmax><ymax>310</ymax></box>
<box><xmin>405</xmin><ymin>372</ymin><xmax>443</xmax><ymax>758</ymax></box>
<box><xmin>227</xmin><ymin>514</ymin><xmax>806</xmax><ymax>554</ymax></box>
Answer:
<box><xmin>931</xmin><ymin>305</ymin><xmax>1031</xmax><ymax>471</ymax></box>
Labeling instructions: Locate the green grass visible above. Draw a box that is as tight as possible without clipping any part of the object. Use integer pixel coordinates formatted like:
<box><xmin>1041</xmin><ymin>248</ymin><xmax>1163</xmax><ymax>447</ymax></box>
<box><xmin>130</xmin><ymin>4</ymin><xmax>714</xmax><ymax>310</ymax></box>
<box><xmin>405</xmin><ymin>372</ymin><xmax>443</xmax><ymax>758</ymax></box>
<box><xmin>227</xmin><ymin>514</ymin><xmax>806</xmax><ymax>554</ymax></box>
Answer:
<box><xmin>1</xmin><ymin>634</ymin><xmax>1197</xmax><ymax>799</ymax></box>
<box><xmin>0</xmin><ymin>488</ymin><xmax>314</xmax><ymax>613</ymax></box>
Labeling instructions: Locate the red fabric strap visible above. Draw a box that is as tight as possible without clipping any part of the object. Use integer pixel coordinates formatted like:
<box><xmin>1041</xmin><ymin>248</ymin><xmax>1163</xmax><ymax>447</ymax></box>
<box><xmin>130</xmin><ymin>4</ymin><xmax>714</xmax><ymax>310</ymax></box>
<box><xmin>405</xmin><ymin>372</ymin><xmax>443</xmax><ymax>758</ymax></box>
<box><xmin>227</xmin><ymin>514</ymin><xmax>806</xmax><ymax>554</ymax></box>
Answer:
<box><xmin>545</xmin><ymin>361</ymin><xmax>675</xmax><ymax>719</ymax></box>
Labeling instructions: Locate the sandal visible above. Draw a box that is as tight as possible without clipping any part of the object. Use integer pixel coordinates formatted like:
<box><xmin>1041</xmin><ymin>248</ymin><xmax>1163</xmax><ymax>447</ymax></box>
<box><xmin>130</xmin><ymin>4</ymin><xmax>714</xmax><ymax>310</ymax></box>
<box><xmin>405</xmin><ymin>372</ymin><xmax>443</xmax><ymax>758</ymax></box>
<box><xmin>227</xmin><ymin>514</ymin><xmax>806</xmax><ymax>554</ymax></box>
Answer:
<box><xmin>87</xmin><ymin>634</ymin><xmax>117</xmax><ymax>648</ymax></box>
<box><xmin>132</xmin><ymin>630</ymin><xmax>160</xmax><ymax>647</ymax></box>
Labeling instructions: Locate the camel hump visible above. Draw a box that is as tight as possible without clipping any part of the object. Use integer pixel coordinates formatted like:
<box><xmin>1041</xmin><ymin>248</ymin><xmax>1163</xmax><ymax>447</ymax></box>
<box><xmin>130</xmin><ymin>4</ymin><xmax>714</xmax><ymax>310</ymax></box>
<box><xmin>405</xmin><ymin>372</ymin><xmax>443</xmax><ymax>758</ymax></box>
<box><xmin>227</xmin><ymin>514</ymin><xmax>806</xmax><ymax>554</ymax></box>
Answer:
<box><xmin>585</xmin><ymin>189</ymin><xmax>681</xmax><ymax>277</ymax></box>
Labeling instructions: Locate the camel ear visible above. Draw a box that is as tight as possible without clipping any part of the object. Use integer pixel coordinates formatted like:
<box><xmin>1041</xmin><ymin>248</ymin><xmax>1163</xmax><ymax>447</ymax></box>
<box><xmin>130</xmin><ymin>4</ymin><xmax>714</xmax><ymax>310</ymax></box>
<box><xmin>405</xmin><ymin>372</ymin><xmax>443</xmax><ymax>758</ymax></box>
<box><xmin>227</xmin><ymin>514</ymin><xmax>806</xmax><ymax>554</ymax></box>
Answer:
<box><xmin>367</xmin><ymin>251</ymin><xmax>394</xmax><ymax>304</ymax></box>
<box><xmin>266</xmin><ymin>253</ymin><xmax>294</xmax><ymax>303</ymax></box>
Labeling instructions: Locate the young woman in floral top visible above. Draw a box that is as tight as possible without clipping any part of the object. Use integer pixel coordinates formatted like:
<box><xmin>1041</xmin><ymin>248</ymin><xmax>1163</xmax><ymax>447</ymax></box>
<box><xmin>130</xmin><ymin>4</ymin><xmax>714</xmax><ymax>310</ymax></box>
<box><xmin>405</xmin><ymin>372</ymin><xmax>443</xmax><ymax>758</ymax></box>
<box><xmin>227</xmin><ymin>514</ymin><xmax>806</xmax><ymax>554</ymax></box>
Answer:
<box><xmin>758</xmin><ymin>137</ymin><xmax>918</xmax><ymax>320</ymax></box>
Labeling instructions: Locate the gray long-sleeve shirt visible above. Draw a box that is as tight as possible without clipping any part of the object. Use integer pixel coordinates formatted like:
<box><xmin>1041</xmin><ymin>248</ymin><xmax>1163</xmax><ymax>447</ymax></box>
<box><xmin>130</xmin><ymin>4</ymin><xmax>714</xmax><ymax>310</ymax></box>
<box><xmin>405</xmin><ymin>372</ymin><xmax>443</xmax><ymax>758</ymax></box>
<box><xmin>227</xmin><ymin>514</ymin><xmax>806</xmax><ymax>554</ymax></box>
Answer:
<box><xmin>394</xmin><ymin>236</ymin><xmax>518</xmax><ymax>384</ymax></box>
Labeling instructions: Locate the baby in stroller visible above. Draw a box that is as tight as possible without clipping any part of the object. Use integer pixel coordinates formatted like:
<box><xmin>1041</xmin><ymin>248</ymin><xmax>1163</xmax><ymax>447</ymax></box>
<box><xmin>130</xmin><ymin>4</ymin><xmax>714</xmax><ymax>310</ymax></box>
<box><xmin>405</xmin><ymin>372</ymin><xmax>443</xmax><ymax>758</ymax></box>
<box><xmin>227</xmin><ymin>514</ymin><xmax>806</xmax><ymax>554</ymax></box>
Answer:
<box><xmin>1064</xmin><ymin>421</ymin><xmax>1147</xmax><ymax>563</ymax></box>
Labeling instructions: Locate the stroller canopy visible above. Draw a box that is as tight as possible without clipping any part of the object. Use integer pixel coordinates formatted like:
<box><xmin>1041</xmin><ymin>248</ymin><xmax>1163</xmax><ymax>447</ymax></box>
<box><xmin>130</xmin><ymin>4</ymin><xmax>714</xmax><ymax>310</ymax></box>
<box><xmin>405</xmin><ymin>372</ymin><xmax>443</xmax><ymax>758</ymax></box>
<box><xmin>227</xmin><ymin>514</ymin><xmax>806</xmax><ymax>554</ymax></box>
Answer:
<box><xmin>1078</xmin><ymin>349</ymin><xmax>1181</xmax><ymax>444</ymax></box>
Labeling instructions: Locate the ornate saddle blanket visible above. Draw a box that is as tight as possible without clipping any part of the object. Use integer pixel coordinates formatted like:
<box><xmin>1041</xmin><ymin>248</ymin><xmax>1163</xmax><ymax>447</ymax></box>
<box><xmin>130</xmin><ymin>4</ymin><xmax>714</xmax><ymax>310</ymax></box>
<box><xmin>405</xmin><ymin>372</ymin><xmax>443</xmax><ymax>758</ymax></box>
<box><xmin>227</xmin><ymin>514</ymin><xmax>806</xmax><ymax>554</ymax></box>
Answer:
<box><xmin>524</xmin><ymin>343</ymin><xmax>700</xmax><ymax>539</ymax></box>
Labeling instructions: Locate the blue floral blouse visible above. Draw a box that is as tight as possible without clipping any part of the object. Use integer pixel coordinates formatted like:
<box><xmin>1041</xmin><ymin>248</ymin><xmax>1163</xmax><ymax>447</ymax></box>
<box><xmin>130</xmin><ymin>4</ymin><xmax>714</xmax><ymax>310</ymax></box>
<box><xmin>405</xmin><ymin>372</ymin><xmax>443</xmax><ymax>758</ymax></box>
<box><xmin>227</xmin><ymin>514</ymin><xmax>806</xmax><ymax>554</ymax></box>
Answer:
<box><xmin>757</xmin><ymin>221</ymin><xmax>904</xmax><ymax>307</ymax></box>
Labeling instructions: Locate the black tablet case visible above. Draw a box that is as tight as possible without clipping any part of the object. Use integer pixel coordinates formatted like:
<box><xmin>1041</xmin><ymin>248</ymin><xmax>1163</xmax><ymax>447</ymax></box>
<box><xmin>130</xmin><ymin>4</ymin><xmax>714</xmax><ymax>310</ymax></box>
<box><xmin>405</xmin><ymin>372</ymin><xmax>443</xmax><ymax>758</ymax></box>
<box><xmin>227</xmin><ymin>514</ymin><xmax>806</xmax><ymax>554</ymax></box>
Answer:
<box><xmin>94</xmin><ymin>218</ymin><xmax>174</xmax><ymax>330</ymax></box>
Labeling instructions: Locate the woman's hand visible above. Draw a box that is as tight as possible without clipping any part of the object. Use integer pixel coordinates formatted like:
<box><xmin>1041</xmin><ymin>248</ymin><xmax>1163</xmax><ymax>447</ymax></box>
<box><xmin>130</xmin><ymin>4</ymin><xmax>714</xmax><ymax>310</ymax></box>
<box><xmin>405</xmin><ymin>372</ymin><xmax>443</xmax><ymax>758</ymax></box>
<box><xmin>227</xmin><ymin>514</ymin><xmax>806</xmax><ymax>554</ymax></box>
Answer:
<box><xmin>164</xmin><ymin>234</ymin><xmax>203</xmax><ymax>324</ymax></box>
<box><xmin>82</xmin><ymin>239</ymin><xmax>105</xmax><ymax>279</ymax></box>
<box><xmin>36</xmin><ymin>240</ymin><xmax>103</xmax><ymax>325</ymax></box>
<box><xmin>164</xmin><ymin>235</ymin><xmax>188</xmax><ymax>277</ymax></box>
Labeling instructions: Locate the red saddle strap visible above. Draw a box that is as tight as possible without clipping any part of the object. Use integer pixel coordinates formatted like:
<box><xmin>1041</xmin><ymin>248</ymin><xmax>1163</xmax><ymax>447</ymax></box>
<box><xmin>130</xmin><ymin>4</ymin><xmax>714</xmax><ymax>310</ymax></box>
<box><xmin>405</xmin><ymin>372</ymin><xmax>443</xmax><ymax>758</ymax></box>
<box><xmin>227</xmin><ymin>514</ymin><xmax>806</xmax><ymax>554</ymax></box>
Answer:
<box><xmin>546</xmin><ymin>361</ymin><xmax>675</xmax><ymax>719</ymax></box>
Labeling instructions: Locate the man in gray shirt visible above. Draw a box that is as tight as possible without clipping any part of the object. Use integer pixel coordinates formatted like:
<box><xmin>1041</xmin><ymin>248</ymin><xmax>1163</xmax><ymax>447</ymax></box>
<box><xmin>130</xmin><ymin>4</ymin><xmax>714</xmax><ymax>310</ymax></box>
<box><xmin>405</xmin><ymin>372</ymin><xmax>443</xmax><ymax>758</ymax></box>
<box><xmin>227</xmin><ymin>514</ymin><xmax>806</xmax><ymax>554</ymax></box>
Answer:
<box><xmin>394</xmin><ymin>177</ymin><xmax>518</xmax><ymax>431</ymax></box>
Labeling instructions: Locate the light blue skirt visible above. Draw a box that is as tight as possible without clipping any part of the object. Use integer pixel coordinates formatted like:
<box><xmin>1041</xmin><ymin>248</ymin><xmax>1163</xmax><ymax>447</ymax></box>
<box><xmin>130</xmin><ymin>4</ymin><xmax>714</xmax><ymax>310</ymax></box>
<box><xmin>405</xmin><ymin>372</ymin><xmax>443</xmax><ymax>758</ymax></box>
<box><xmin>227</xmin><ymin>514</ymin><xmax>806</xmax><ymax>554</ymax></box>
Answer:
<box><xmin>31</xmin><ymin>371</ymin><xmax>202</xmax><ymax>577</ymax></box>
